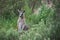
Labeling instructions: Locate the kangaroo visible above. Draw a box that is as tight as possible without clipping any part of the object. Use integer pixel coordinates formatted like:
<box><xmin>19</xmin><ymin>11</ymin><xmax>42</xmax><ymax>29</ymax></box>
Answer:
<box><xmin>17</xmin><ymin>9</ymin><xmax>29</xmax><ymax>33</ymax></box>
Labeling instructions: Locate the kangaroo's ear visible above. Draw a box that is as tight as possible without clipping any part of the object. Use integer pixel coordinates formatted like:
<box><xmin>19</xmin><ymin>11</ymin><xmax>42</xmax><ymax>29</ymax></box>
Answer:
<box><xmin>18</xmin><ymin>9</ymin><xmax>22</xmax><ymax>13</ymax></box>
<box><xmin>23</xmin><ymin>10</ymin><xmax>25</xmax><ymax>13</ymax></box>
<box><xmin>17</xmin><ymin>9</ymin><xmax>20</xmax><ymax>13</ymax></box>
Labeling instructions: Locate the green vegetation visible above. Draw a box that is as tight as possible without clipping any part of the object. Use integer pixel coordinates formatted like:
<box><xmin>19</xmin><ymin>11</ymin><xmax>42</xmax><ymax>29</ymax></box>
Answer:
<box><xmin>0</xmin><ymin>0</ymin><xmax>60</xmax><ymax>40</ymax></box>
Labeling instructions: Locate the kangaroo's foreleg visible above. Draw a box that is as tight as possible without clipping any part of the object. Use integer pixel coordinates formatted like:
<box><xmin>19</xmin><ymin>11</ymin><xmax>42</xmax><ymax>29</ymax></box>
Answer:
<box><xmin>18</xmin><ymin>23</ymin><xmax>23</xmax><ymax>33</ymax></box>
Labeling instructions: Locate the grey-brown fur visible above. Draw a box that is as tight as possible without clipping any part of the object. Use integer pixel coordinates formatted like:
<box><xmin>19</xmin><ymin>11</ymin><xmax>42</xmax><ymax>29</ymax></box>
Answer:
<box><xmin>17</xmin><ymin>9</ymin><xmax>29</xmax><ymax>33</ymax></box>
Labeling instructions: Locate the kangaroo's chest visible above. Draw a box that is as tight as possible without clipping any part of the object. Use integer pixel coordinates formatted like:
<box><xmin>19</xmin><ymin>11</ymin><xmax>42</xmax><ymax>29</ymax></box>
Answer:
<box><xmin>18</xmin><ymin>18</ymin><xmax>25</xmax><ymax>27</ymax></box>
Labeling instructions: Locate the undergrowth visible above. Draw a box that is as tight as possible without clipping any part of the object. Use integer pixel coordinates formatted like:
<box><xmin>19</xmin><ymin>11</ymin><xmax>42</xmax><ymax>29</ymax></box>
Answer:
<box><xmin>0</xmin><ymin>4</ymin><xmax>55</xmax><ymax>40</ymax></box>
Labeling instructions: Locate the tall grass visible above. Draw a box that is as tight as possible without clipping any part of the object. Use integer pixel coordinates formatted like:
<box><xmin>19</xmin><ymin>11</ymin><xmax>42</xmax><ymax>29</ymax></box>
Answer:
<box><xmin>0</xmin><ymin>4</ymin><xmax>55</xmax><ymax>40</ymax></box>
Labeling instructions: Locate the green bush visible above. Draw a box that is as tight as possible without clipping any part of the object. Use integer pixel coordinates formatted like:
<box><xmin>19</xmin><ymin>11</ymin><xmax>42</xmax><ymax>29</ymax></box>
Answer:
<box><xmin>0</xmin><ymin>28</ymin><xmax>19</xmax><ymax>40</ymax></box>
<box><xmin>0</xmin><ymin>2</ymin><xmax>55</xmax><ymax>40</ymax></box>
<box><xmin>25</xmin><ymin>4</ymin><xmax>54</xmax><ymax>25</ymax></box>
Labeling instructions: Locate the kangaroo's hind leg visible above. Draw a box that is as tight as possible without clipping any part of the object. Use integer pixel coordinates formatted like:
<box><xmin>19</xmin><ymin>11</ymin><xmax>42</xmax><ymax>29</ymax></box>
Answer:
<box><xmin>22</xmin><ymin>24</ymin><xmax>29</xmax><ymax>31</ymax></box>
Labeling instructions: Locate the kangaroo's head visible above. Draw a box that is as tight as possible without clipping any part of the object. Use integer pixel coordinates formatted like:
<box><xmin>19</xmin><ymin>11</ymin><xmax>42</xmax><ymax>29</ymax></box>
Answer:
<box><xmin>18</xmin><ymin>9</ymin><xmax>25</xmax><ymax>18</ymax></box>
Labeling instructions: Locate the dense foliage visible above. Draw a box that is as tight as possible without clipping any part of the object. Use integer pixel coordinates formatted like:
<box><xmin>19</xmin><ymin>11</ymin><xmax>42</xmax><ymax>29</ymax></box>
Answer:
<box><xmin>0</xmin><ymin>0</ymin><xmax>60</xmax><ymax>40</ymax></box>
